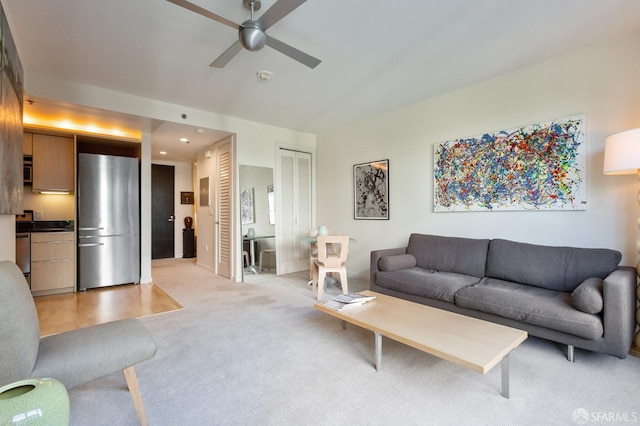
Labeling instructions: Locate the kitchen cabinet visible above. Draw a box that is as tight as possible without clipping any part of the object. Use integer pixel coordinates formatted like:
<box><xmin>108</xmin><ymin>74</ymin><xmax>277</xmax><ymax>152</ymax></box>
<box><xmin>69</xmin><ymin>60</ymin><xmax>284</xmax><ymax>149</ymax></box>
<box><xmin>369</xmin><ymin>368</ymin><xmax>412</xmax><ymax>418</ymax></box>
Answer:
<box><xmin>31</xmin><ymin>133</ymin><xmax>74</xmax><ymax>192</ymax></box>
<box><xmin>31</xmin><ymin>232</ymin><xmax>75</xmax><ymax>295</ymax></box>
<box><xmin>23</xmin><ymin>132</ymin><xmax>32</xmax><ymax>155</ymax></box>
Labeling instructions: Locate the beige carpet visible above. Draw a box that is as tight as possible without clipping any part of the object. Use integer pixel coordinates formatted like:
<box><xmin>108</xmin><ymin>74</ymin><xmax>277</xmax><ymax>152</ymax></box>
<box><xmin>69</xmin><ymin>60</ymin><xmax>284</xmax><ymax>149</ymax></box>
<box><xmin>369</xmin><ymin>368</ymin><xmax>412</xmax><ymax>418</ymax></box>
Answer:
<box><xmin>67</xmin><ymin>258</ymin><xmax>640</xmax><ymax>425</ymax></box>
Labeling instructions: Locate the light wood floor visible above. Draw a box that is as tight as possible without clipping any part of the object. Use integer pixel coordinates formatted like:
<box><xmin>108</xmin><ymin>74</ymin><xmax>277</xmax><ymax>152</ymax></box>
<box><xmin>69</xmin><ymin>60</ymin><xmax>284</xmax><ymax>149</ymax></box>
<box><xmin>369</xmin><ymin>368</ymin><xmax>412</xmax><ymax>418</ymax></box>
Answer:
<box><xmin>34</xmin><ymin>283</ymin><xmax>183</xmax><ymax>337</ymax></box>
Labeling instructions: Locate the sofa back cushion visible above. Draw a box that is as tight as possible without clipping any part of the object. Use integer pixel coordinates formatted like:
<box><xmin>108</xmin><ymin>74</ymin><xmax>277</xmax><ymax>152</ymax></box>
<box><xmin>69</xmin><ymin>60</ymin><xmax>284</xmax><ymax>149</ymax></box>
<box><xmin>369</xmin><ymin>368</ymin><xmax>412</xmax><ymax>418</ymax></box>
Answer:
<box><xmin>485</xmin><ymin>239</ymin><xmax>622</xmax><ymax>292</ymax></box>
<box><xmin>406</xmin><ymin>234</ymin><xmax>490</xmax><ymax>278</ymax></box>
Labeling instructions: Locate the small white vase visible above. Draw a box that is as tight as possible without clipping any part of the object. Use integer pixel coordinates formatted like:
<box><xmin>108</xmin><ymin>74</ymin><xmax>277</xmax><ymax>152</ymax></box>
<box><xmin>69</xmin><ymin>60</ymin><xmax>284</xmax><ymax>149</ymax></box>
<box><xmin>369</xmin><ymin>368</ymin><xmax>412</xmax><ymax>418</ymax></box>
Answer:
<box><xmin>0</xmin><ymin>378</ymin><xmax>70</xmax><ymax>426</ymax></box>
<box><xmin>247</xmin><ymin>228</ymin><xmax>255</xmax><ymax>238</ymax></box>
<box><xmin>317</xmin><ymin>225</ymin><xmax>328</xmax><ymax>236</ymax></box>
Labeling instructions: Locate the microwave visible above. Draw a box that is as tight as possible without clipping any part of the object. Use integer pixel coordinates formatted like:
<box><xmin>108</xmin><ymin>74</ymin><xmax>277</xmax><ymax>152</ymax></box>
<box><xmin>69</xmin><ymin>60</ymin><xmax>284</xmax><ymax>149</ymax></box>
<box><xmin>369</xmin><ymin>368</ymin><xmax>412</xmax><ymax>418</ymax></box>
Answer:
<box><xmin>23</xmin><ymin>155</ymin><xmax>32</xmax><ymax>185</ymax></box>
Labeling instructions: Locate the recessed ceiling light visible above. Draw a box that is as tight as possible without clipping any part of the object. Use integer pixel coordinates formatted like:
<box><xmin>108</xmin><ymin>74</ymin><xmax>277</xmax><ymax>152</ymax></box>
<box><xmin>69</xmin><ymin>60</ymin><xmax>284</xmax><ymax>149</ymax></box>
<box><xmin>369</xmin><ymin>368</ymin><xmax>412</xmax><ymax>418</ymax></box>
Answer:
<box><xmin>160</xmin><ymin>151</ymin><xmax>167</xmax><ymax>155</ymax></box>
<box><xmin>180</xmin><ymin>137</ymin><xmax>190</xmax><ymax>143</ymax></box>
<box><xmin>195</xmin><ymin>128</ymin><xmax>204</xmax><ymax>134</ymax></box>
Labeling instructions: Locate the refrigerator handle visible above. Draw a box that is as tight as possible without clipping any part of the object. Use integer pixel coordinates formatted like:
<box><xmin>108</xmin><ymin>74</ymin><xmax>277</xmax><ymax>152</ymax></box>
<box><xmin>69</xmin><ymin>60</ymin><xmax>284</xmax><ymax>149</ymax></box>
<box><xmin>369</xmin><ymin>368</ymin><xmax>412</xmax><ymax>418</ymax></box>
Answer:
<box><xmin>78</xmin><ymin>243</ymin><xmax>105</xmax><ymax>248</ymax></box>
<box><xmin>78</xmin><ymin>227</ymin><xmax>105</xmax><ymax>231</ymax></box>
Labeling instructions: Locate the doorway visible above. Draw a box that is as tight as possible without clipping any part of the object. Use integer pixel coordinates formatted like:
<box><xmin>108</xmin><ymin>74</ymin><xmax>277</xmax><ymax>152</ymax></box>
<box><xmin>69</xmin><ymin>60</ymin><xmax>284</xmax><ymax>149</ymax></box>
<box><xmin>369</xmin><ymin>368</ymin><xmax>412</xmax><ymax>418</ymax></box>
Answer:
<box><xmin>151</xmin><ymin>164</ymin><xmax>175</xmax><ymax>259</ymax></box>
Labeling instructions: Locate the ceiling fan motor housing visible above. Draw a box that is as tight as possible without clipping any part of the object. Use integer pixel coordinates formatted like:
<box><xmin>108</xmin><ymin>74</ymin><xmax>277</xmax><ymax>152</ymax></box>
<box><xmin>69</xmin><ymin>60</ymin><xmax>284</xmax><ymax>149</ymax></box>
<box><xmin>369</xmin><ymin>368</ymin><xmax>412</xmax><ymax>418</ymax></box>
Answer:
<box><xmin>240</xmin><ymin>21</ymin><xmax>266</xmax><ymax>51</ymax></box>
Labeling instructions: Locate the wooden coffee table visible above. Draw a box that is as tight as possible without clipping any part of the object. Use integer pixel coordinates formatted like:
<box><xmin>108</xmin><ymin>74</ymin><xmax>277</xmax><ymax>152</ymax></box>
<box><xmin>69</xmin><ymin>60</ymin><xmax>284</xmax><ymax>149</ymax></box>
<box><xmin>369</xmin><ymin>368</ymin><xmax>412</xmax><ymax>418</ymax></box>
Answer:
<box><xmin>314</xmin><ymin>291</ymin><xmax>527</xmax><ymax>398</ymax></box>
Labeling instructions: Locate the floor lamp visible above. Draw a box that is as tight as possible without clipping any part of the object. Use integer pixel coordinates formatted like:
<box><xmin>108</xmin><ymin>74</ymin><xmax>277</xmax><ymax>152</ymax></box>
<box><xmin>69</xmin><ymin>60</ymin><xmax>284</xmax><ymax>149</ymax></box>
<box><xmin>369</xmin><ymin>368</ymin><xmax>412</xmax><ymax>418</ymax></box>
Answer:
<box><xmin>603</xmin><ymin>128</ymin><xmax>640</xmax><ymax>357</ymax></box>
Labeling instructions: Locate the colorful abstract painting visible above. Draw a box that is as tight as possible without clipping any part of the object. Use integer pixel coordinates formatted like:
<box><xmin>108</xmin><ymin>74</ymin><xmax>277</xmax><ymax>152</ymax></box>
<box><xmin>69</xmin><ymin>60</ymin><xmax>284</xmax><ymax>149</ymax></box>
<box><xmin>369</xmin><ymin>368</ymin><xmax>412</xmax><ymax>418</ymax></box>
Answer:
<box><xmin>434</xmin><ymin>115</ymin><xmax>586</xmax><ymax>212</ymax></box>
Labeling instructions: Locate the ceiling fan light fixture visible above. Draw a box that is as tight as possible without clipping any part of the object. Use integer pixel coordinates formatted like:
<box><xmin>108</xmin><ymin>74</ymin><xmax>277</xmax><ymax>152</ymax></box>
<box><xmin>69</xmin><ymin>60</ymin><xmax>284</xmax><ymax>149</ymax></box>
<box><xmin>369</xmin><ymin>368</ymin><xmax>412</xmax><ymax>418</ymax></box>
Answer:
<box><xmin>239</xmin><ymin>21</ymin><xmax>266</xmax><ymax>51</ymax></box>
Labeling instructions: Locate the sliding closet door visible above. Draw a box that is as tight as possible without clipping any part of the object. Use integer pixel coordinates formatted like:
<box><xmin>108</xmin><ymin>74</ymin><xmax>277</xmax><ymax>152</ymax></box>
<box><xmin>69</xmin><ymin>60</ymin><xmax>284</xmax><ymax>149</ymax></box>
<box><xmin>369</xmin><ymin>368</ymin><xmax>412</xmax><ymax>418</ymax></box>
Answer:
<box><xmin>277</xmin><ymin>149</ymin><xmax>311</xmax><ymax>274</ymax></box>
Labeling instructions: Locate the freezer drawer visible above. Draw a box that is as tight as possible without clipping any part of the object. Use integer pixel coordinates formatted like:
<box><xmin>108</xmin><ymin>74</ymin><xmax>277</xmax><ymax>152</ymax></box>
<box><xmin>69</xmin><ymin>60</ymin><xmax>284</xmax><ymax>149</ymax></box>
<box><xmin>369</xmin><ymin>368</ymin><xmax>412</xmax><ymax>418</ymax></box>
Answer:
<box><xmin>78</xmin><ymin>235</ymin><xmax>140</xmax><ymax>290</ymax></box>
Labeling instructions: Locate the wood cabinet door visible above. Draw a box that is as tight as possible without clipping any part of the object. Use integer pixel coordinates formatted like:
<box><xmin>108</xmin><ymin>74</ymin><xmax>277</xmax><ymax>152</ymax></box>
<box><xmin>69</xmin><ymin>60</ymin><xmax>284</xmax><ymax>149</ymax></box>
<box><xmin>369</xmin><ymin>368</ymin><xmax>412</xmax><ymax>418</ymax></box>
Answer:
<box><xmin>32</xmin><ymin>133</ymin><xmax>74</xmax><ymax>192</ymax></box>
<box><xmin>31</xmin><ymin>232</ymin><xmax>75</xmax><ymax>294</ymax></box>
<box><xmin>31</xmin><ymin>259</ymin><xmax>75</xmax><ymax>292</ymax></box>
<box><xmin>23</xmin><ymin>132</ymin><xmax>32</xmax><ymax>155</ymax></box>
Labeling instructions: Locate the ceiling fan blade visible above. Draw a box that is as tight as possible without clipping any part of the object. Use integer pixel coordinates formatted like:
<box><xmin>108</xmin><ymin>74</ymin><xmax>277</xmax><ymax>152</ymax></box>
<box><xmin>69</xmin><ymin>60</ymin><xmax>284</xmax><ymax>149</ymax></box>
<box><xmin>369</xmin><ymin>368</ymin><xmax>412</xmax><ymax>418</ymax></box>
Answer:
<box><xmin>257</xmin><ymin>0</ymin><xmax>307</xmax><ymax>30</ymax></box>
<box><xmin>266</xmin><ymin>36</ymin><xmax>321</xmax><ymax>69</ymax></box>
<box><xmin>210</xmin><ymin>41</ymin><xmax>244</xmax><ymax>68</ymax></box>
<box><xmin>167</xmin><ymin>0</ymin><xmax>240</xmax><ymax>30</ymax></box>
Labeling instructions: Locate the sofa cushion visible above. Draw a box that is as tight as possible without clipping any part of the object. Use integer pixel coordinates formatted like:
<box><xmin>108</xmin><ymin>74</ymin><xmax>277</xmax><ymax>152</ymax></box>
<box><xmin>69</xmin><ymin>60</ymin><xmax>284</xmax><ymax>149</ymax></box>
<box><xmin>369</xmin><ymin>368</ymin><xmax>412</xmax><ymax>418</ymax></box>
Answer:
<box><xmin>571</xmin><ymin>278</ymin><xmax>604</xmax><ymax>314</ymax></box>
<box><xmin>406</xmin><ymin>234</ymin><xmax>490</xmax><ymax>278</ymax></box>
<box><xmin>485</xmin><ymin>239</ymin><xmax>621</xmax><ymax>292</ymax></box>
<box><xmin>455</xmin><ymin>278</ymin><xmax>603</xmax><ymax>340</ymax></box>
<box><xmin>376</xmin><ymin>267</ymin><xmax>481</xmax><ymax>303</ymax></box>
<box><xmin>378</xmin><ymin>254</ymin><xmax>417</xmax><ymax>272</ymax></box>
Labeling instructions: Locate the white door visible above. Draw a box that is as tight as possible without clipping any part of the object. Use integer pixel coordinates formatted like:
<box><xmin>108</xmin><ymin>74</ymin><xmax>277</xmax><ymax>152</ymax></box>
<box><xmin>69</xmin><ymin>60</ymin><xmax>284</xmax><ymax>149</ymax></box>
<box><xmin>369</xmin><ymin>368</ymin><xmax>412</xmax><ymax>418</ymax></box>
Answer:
<box><xmin>215</xmin><ymin>138</ymin><xmax>233</xmax><ymax>279</ymax></box>
<box><xmin>276</xmin><ymin>149</ymin><xmax>312</xmax><ymax>274</ymax></box>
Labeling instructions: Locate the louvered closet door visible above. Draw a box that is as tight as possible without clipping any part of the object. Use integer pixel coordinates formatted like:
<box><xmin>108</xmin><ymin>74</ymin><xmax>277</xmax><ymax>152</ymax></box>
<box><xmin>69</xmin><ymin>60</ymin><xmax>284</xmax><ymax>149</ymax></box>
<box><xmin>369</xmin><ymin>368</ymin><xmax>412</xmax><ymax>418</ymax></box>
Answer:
<box><xmin>277</xmin><ymin>149</ymin><xmax>312</xmax><ymax>274</ymax></box>
<box><xmin>216</xmin><ymin>138</ymin><xmax>232</xmax><ymax>278</ymax></box>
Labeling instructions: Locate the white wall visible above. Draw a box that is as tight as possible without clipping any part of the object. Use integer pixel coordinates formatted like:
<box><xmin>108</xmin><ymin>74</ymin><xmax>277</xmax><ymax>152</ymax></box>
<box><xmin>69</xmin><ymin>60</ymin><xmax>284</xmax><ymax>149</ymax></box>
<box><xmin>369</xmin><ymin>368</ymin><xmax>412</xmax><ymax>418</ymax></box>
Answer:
<box><xmin>195</xmin><ymin>145</ymin><xmax>217</xmax><ymax>272</ymax></box>
<box><xmin>139</xmin><ymin>131</ymin><xmax>152</xmax><ymax>284</ymax></box>
<box><xmin>22</xmin><ymin>192</ymin><xmax>74</xmax><ymax>220</ymax></box>
<box><xmin>316</xmin><ymin>35</ymin><xmax>640</xmax><ymax>278</ymax></box>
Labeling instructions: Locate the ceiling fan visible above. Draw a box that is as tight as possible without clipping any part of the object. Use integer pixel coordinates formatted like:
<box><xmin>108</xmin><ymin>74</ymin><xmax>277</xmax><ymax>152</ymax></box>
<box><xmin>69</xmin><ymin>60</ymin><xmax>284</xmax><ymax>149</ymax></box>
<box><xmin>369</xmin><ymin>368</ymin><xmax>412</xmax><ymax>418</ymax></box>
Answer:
<box><xmin>168</xmin><ymin>0</ymin><xmax>321</xmax><ymax>69</ymax></box>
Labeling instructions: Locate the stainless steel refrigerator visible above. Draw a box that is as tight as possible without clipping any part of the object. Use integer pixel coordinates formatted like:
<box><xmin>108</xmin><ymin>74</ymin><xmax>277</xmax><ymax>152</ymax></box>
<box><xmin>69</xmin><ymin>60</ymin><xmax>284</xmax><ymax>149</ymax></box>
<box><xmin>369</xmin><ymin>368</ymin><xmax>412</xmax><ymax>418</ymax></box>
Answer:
<box><xmin>77</xmin><ymin>153</ymin><xmax>140</xmax><ymax>290</ymax></box>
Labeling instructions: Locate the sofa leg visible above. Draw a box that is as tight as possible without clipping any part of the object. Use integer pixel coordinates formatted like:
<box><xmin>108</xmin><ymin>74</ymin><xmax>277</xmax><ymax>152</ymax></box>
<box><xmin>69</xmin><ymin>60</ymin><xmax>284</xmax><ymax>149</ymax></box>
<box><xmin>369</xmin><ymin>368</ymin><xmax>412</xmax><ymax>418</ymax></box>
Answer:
<box><xmin>123</xmin><ymin>366</ymin><xmax>149</xmax><ymax>426</ymax></box>
<box><xmin>567</xmin><ymin>345</ymin><xmax>575</xmax><ymax>362</ymax></box>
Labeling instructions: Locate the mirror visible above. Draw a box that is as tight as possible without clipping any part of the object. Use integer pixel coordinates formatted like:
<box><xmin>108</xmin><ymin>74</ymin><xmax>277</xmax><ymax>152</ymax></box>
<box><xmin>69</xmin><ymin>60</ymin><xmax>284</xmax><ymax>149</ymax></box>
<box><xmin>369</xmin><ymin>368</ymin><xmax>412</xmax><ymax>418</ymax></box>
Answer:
<box><xmin>239</xmin><ymin>166</ymin><xmax>275</xmax><ymax>281</ymax></box>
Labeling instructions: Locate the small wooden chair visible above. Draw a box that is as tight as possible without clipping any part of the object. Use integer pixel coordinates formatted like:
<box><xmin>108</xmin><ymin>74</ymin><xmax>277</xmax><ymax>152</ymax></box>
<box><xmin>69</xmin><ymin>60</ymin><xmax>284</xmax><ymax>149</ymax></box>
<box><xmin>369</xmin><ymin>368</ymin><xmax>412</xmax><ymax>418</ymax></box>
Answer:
<box><xmin>312</xmin><ymin>235</ymin><xmax>349</xmax><ymax>300</ymax></box>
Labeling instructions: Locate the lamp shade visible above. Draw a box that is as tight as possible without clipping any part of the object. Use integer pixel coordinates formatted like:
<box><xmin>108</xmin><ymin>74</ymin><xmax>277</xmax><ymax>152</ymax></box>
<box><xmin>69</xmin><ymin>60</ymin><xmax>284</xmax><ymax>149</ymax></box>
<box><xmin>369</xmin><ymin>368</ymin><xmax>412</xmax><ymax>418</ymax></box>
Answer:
<box><xmin>603</xmin><ymin>128</ymin><xmax>640</xmax><ymax>175</ymax></box>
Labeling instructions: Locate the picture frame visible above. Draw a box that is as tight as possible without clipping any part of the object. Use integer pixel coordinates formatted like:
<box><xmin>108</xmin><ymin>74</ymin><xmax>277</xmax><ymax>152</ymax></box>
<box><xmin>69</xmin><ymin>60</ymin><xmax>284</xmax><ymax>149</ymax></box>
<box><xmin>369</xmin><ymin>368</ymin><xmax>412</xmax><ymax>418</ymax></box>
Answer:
<box><xmin>181</xmin><ymin>191</ymin><xmax>194</xmax><ymax>205</ymax></box>
<box><xmin>240</xmin><ymin>187</ymin><xmax>255</xmax><ymax>224</ymax></box>
<box><xmin>354</xmin><ymin>159</ymin><xmax>389</xmax><ymax>220</ymax></box>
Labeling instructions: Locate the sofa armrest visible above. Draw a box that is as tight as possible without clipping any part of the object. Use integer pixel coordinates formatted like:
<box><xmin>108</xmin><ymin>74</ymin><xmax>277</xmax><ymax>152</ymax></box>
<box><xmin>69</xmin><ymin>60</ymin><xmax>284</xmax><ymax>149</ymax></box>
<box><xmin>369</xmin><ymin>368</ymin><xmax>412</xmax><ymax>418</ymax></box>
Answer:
<box><xmin>370</xmin><ymin>247</ymin><xmax>407</xmax><ymax>289</ymax></box>
<box><xmin>602</xmin><ymin>266</ymin><xmax>637</xmax><ymax>357</ymax></box>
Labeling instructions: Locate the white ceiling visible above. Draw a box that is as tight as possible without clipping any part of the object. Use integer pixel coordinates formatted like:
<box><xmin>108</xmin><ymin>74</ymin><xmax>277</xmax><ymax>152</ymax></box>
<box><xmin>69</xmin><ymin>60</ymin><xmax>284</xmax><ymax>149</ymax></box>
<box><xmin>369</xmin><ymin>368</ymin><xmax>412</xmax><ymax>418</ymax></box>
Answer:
<box><xmin>3</xmin><ymin>0</ymin><xmax>640</xmax><ymax>162</ymax></box>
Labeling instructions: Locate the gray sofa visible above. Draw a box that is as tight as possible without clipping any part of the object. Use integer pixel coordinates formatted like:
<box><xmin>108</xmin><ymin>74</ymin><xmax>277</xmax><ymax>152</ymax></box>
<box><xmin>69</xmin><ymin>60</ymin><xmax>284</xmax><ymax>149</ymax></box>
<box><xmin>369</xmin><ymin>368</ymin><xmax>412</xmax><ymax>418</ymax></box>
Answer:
<box><xmin>370</xmin><ymin>234</ymin><xmax>637</xmax><ymax>360</ymax></box>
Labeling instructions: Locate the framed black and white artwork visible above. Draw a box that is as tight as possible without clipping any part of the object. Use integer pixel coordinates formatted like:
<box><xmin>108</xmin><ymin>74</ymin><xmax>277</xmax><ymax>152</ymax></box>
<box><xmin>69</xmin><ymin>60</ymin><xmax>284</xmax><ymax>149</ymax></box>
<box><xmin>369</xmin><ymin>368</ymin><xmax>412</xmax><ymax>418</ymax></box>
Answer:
<box><xmin>353</xmin><ymin>159</ymin><xmax>389</xmax><ymax>220</ymax></box>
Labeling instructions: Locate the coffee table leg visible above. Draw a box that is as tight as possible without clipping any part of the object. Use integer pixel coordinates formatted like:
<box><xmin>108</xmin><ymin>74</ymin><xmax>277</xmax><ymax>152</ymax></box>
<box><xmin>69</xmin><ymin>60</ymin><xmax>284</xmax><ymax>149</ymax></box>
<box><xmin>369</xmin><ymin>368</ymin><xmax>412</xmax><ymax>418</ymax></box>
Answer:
<box><xmin>374</xmin><ymin>332</ymin><xmax>382</xmax><ymax>371</ymax></box>
<box><xmin>501</xmin><ymin>353</ymin><xmax>510</xmax><ymax>399</ymax></box>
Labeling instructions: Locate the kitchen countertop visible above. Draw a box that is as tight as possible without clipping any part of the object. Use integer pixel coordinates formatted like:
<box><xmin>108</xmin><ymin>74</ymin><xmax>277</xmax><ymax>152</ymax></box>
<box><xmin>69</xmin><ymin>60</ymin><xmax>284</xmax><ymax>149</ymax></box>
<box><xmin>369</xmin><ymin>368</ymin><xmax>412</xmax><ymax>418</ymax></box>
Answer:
<box><xmin>16</xmin><ymin>220</ymin><xmax>74</xmax><ymax>233</ymax></box>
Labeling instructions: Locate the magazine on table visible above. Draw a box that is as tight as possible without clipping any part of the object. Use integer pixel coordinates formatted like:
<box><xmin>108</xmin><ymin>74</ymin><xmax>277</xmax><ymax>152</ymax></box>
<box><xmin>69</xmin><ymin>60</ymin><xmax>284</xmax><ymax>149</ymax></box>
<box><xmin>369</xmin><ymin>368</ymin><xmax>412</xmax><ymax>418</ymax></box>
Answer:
<box><xmin>323</xmin><ymin>293</ymin><xmax>376</xmax><ymax>311</ymax></box>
